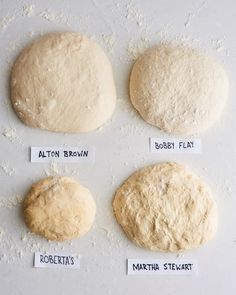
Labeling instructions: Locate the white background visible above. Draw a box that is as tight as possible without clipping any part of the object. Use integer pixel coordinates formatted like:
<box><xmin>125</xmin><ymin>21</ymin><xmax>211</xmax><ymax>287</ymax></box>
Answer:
<box><xmin>0</xmin><ymin>0</ymin><xmax>236</xmax><ymax>294</ymax></box>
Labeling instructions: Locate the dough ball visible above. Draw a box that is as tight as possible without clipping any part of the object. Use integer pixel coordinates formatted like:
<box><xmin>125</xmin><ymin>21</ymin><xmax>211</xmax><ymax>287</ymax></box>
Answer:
<box><xmin>113</xmin><ymin>162</ymin><xmax>217</xmax><ymax>252</ymax></box>
<box><xmin>11</xmin><ymin>32</ymin><xmax>116</xmax><ymax>133</ymax></box>
<box><xmin>130</xmin><ymin>44</ymin><xmax>229</xmax><ymax>135</ymax></box>
<box><xmin>23</xmin><ymin>176</ymin><xmax>96</xmax><ymax>241</ymax></box>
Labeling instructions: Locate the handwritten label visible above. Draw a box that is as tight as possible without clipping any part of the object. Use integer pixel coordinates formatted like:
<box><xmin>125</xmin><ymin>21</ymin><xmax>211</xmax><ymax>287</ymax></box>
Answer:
<box><xmin>150</xmin><ymin>138</ymin><xmax>201</xmax><ymax>154</ymax></box>
<box><xmin>31</xmin><ymin>147</ymin><xmax>95</xmax><ymax>163</ymax></box>
<box><xmin>34</xmin><ymin>252</ymin><xmax>80</xmax><ymax>269</ymax></box>
<box><xmin>127</xmin><ymin>259</ymin><xmax>197</xmax><ymax>275</ymax></box>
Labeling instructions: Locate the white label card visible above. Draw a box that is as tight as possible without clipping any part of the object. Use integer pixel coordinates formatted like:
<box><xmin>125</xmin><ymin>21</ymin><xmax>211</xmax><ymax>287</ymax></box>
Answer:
<box><xmin>150</xmin><ymin>138</ymin><xmax>202</xmax><ymax>154</ymax></box>
<box><xmin>31</xmin><ymin>147</ymin><xmax>95</xmax><ymax>163</ymax></box>
<box><xmin>34</xmin><ymin>252</ymin><xmax>80</xmax><ymax>269</ymax></box>
<box><xmin>127</xmin><ymin>259</ymin><xmax>198</xmax><ymax>276</ymax></box>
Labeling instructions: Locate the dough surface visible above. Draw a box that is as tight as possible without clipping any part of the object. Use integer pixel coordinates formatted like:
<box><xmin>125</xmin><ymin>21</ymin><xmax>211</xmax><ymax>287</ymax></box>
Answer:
<box><xmin>113</xmin><ymin>162</ymin><xmax>217</xmax><ymax>252</ymax></box>
<box><xmin>23</xmin><ymin>176</ymin><xmax>96</xmax><ymax>241</ymax></box>
<box><xmin>130</xmin><ymin>44</ymin><xmax>229</xmax><ymax>135</ymax></box>
<box><xmin>11</xmin><ymin>32</ymin><xmax>116</xmax><ymax>133</ymax></box>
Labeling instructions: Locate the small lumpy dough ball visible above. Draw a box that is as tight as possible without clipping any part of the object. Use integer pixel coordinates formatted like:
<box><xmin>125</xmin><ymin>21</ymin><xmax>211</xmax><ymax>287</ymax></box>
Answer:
<box><xmin>11</xmin><ymin>31</ymin><xmax>116</xmax><ymax>133</ymax></box>
<box><xmin>23</xmin><ymin>176</ymin><xmax>96</xmax><ymax>241</ymax></box>
<box><xmin>130</xmin><ymin>44</ymin><xmax>229</xmax><ymax>135</ymax></box>
<box><xmin>113</xmin><ymin>162</ymin><xmax>217</xmax><ymax>252</ymax></box>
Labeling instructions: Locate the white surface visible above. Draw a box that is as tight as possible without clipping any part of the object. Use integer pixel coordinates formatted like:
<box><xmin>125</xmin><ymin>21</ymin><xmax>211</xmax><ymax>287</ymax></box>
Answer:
<box><xmin>0</xmin><ymin>0</ymin><xmax>235</xmax><ymax>294</ymax></box>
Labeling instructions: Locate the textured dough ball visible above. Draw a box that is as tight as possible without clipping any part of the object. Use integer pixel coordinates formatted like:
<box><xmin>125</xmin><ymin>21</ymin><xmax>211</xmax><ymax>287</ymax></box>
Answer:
<box><xmin>11</xmin><ymin>32</ymin><xmax>116</xmax><ymax>133</ymax></box>
<box><xmin>113</xmin><ymin>162</ymin><xmax>217</xmax><ymax>252</ymax></box>
<box><xmin>23</xmin><ymin>176</ymin><xmax>96</xmax><ymax>241</ymax></box>
<box><xmin>130</xmin><ymin>44</ymin><xmax>229</xmax><ymax>135</ymax></box>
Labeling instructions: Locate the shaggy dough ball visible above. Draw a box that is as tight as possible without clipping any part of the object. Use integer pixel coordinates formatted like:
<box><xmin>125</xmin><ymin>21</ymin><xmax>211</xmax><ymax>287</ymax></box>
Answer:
<box><xmin>113</xmin><ymin>162</ymin><xmax>217</xmax><ymax>252</ymax></box>
<box><xmin>23</xmin><ymin>176</ymin><xmax>96</xmax><ymax>241</ymax></box>
<box><xmin>130</xmin><ymin>44</ymin><xmax>229</xmax><ymax>135</ymax></box>
<box><xmin>11</xmin><ymin>31</ymin><xmax>116</xmax><ymax>133</ymax></box>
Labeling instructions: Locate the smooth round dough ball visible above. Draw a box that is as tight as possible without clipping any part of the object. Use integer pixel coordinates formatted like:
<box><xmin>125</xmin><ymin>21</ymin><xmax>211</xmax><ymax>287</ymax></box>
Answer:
<box><xmin>113</xmin><ymin>162</ymin><xmax>217</xmax><ymax>252</ymax></box>
<box><xmin>130</xmin><ymin>44</ymin><xmax>229</xmax><ymax>135</ymax></box>
<box><xmin>23</xmin><ymin>176</ymin><xmax>96</xmax><ymax>241</ymax></box>
<box><xmin>11</xmin><ymin>31</ymin><xmax>116</xmax><ymax>133</ymax></box>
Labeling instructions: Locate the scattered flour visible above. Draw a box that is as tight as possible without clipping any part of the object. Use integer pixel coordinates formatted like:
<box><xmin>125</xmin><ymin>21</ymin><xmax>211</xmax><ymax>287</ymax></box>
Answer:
<box><xmin>0</xmin><ymin>162</ymin><xmax>15</xmax><ymax>176</ymax></box>
<box><xmin>211</xmin><ymin>38</ymin><xmax>225</xmax><ymax>52</ymax></box>
<box><xmin>0</xmin><ymin>13</ymin><xmax>15</xmax><ymax>32</ymax></box>
<box><xmin>127</xmin><ymin>36</ymin><xmax>150</xmax><ymax>60</ymax></box>
<box><xmin>156</xmin><ymin>23</ymin><xmax>173</xmax><ymax>42</ymax></box>
<box><xmin>2</xmin><ymin>127</ymin><xmax>17</xmax><ymax>141</ymax></box>
<box><xmin>125</xmin><ymin>2</ymin><xmax>144</xmax><ymax>26</ymax></box>
<box><xmin>43</xmin><ymin>162</ymin><xmax>80</xmax><ymax>178</ymax></box>
<box><xmin>176</xmin><ymin>252</ymin><xmax>185</xmax><ymax>258</ymax></box>
<box><xmin>0</xmin><ymin>195</ymin><xmax>23</xmax><ymax>208</ymax></box>
<box><xmin>22</xmin><ymin>4</ymin><xmax>35</xmax><ymax>17</ymax></box>
<box><xmin>184</xmin><ymin>1</ymin><xmax>207</xmax><ymax>28</ymax></box>
<box><xmin>38</xmin><ymin>9</ymin><xmax>69</xmax><ymax>25</ymax></box>
<box><xmin>0</xmin><ymin>3</ymin><xmax>72</xmax><ymax>35</ymax></box>
<box><xmin>102</xmin><ymin>32</ymin><xmax>116</xmax><ymax>54</ymax></box>
<box><xmin>2</xmin><ymin>127</ymin><xmax>24</xmax><ymax>147</ymax></box>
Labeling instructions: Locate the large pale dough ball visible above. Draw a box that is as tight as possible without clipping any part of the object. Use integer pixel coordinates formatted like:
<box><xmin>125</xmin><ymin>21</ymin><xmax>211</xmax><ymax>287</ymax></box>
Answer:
<box><xmin>23</xmin><ymin>176</ymin><xmax>96</xmax><ymax>241</ymax></box>
<box><xmin>11</xmin><ymin>32</ymin><xmax>116</xmax><ymax>133</ymax></box>
<box><xmin>130</xmin><ymin>44</ymin><xmax>229</xmax><ymax>135</ymax></box>
<box><xmin>113</xmin><ymin>162</ymin><xmax>217</xmax><ymax>252</ymax></box>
